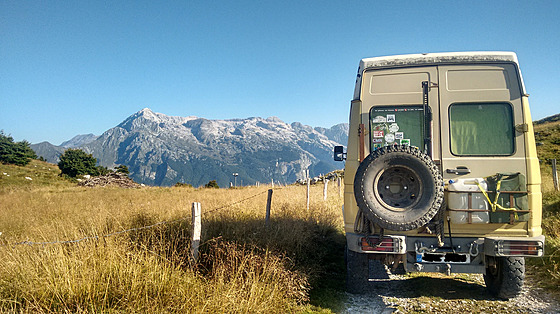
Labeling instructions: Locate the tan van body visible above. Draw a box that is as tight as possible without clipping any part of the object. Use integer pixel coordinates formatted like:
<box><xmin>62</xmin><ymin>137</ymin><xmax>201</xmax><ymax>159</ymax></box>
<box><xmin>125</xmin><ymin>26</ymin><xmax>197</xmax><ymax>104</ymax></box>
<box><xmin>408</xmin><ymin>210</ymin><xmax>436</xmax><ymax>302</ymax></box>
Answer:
<box><xmin>337</xmin><ymin>52</ymin><xmax>544</xmax><ymax>299</ymax></box>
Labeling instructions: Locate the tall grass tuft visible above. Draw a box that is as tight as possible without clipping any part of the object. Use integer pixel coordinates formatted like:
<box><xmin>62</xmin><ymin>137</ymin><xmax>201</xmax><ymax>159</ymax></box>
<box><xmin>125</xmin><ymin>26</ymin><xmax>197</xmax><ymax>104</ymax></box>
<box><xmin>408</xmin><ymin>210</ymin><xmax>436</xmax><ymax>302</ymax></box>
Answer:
<box><xmin>527</xmin><ymin>165</ymin><xmax>560</xmax><ymax>297</ymax></box>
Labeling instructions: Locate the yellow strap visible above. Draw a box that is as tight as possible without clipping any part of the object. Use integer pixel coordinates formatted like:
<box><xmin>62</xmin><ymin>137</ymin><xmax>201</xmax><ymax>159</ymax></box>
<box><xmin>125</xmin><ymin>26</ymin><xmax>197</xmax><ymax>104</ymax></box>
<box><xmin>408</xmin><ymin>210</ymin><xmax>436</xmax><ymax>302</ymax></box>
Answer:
<box><xmin>476</xmin><ymin>180</ymin><xmax>519</xmax><ymax>220</ymax></box>
<box><xmin>476</xmin><ymin>180</ymin><xmax>495</xmax><ymax>211</ymax></box>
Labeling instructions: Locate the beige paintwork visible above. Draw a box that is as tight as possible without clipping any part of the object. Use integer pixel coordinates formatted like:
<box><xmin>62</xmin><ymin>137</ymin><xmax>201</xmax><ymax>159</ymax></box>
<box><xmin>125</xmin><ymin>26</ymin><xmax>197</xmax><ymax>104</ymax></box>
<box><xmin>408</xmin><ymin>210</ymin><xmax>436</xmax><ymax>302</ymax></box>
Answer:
<box><xmin>344</xmin><ymin>52</ymin><xmax>542</xmax><ymax>239</ymax></box>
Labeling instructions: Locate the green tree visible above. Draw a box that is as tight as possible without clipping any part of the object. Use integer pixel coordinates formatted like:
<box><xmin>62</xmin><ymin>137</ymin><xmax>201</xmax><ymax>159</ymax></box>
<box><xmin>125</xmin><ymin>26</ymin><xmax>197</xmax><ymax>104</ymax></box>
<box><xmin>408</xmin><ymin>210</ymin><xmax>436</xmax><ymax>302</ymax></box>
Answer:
<box><xmin>58</xmin><ymin>149</ymin><xmax>99</xmax><ymax>178</ymax></box>
<box><xmin>96</xmin><ymin>165</ymin><xmax>111</xmax><ymax>176</ymax></box>
<box><xmin>0</xmin><ymin>131</ymin><xmax>37</xmax><ymax>166</ymax></box>
<box><xmin>115</xmin><ymin>165</ymin><xmax>129</xmax><ymax>174</ymax></box>
<box><xmin>204</xmin><ymin>180</ymin><xmax>219</xmax><ymax>188</ymax></box>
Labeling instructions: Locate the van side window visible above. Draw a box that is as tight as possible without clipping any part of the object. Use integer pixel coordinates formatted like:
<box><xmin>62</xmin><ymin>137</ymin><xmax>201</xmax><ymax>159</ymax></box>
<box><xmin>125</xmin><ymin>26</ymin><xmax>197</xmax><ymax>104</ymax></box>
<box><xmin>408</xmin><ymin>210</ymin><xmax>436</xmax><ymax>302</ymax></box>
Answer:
<box><xmin>449</xmin><ymin>103</ymin><xmax>514</xmax><ymax>156</ymax></box>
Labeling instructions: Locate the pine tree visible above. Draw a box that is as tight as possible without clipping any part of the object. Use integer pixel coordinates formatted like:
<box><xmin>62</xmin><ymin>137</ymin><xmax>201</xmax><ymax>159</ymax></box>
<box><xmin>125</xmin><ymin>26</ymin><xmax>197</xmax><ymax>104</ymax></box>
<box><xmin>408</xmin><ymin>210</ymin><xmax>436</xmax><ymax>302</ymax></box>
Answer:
<box><xmin>58</xmin><ymin>149</ymin><xmax>99</xmax><ymax>178</ymax></box>
<box><xmin>0</xmin><ymin>131</ymin><xmax>37</xmax><ymax>166</ymax></box>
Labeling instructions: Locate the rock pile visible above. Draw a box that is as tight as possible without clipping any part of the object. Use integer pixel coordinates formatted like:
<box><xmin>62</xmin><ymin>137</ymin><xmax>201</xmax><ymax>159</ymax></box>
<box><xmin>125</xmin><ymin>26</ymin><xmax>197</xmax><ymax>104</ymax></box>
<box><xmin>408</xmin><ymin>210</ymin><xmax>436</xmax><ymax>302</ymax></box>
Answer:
<box><xmin>78</xmin><ymin>172</ymin><xmax>141</xmax><ymax>188</ymax></box>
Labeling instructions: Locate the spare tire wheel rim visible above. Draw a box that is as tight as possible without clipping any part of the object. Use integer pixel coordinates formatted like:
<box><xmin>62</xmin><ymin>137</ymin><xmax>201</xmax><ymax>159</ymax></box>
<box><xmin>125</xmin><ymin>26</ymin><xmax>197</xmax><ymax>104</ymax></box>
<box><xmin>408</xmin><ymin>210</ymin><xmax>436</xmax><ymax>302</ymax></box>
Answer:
<box><xmin>374</xmin><ymin>165</ymin><xmax>423</xmax><ymax>211</ymax></box>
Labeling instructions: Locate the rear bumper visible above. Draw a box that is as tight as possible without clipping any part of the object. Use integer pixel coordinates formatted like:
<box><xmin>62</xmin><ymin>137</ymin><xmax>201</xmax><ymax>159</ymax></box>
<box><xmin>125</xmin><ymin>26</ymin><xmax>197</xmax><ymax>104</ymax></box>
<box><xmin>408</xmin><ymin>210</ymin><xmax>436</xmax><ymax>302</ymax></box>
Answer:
<box><xmin>346</xmin><ymin>232</ymin><xmax>545</xmax><ymax>258</ymax></box>
<box><xmin>346</xmin><ymin>232</ymin><xmax>544</xmax><ymax>274</ymax></box>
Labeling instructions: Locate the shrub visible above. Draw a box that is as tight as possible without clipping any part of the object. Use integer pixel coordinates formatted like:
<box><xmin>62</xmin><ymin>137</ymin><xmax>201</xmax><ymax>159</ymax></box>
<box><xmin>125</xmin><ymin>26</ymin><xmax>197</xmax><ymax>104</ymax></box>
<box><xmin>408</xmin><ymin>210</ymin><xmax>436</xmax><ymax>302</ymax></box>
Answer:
<box><xmin>0</xmin><ymin>131</ymin><xmax>37</xmax><ymax>166</ymax></box>
<box><xmin>204</xmin><ymin>180</ymin><xmax>219</xmax><ymax>188</ymax></box>
<box><xmin>58</xmin><ymin>149</ymin><xmax>99</xmax><ymax>178</ymax></box>
<box><xmin>115</xmin><ymin>165</ymin><xmax>129</xmax><ymax>174</ymax></box>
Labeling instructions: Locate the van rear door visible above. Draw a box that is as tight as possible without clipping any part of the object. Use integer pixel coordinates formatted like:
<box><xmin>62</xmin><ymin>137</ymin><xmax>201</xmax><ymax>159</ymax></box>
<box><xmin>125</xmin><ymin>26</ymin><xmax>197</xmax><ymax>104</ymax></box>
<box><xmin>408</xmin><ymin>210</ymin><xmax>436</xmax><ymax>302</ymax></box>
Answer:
<box><xmin>361</xmin><ymin>66</ymin><xmax>440</xmax><ymax>161</ymax></box>
<box><xmin>437</xmin><ymin>64</ymin><xmax>527</xmax><ymax>182</ymax></box>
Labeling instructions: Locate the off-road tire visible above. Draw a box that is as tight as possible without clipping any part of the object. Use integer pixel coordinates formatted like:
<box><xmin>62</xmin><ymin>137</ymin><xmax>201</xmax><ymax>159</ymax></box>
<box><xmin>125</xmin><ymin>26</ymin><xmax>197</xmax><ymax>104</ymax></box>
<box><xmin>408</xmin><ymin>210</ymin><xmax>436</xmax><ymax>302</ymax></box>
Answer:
<box><xmin>353</xmin><ymin>145</ymin><xmax>444</xmax><ymax>231</ymax></box>
<box><xmin>484</xmin><ymin>257</ymin><xmax>525</xmax><ymax>300</ymax></box>
<box><xmin>346</xmin><ymin>246</ymin><xmax>369</xmax><ymax>294</ymax></box>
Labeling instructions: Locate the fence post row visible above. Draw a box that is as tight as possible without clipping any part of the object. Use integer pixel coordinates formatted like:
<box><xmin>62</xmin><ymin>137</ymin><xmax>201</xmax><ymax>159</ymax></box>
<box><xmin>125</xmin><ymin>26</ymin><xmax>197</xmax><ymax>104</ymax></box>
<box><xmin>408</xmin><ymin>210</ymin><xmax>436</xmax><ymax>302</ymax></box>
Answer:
<box><xmin>188</xmin><ymin>177</ymin><xmax>345</xmax><ymax>261</ymax></box>
<box><xmin>191</xmin><ymin>202</ymin><xmax>201</xmax><ymax>262</ymax></box>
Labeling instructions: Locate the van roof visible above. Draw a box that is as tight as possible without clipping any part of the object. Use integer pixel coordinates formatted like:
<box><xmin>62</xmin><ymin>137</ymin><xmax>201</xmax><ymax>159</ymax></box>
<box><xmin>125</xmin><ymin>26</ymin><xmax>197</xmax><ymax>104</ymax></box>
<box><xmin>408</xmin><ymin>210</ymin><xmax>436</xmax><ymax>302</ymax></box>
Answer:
<box><xmin>354</xmin><ymin>51</ymin><xmax>526</xmax><ymax>99</ymax></box>
<box><xmin>360</xmin><ymin>51</ymin><xmax>519</xmax><ymax>71</ymax></box>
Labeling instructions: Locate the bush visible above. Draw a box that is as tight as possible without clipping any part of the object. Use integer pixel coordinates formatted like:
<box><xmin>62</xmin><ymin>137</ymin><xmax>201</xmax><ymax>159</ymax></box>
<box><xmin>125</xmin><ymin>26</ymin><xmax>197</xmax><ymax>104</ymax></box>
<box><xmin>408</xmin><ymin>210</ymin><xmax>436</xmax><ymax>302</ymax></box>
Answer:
<box><xmin>58</xmin><ymin>149</ymin><xmax>99</xmax><ymax>178</ymax></box>
<box><xmin>115</xmin><ymin>165</ymin><xmax>129</xmax><ymax>174</ymax></box>
<box><xmin>205</xmin><ymin>180</ymin><xmax>219</xmax><ymax>188</ymax></box>
<box><xmin>0</xmin><ymin>131</ymin><xmax>37</xmax><ymax>166</ymax></box>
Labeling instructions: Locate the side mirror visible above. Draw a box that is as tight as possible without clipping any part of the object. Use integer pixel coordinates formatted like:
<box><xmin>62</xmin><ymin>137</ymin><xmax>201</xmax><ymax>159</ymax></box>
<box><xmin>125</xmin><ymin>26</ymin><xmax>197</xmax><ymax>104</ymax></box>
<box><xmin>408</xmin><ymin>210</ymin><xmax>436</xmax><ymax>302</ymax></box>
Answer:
<box><xmin>333</xmin><ymin>146</ymin><xmax>346</xmax><ymax>161</ymax></box>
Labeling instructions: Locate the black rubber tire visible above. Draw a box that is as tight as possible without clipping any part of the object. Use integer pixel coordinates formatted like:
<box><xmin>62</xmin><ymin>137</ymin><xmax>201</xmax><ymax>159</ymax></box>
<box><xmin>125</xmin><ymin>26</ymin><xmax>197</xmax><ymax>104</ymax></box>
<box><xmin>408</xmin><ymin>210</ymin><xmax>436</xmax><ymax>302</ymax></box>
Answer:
<box><xmin>484</xmin><ymin>257</ymin><xmax>525</xmax><ymax>300</ymax></box>
<box><xmin>353</xmin><ymin>145</ymin><xmax>444</xmax><ymax>231</ymax></box>
<box><xmin>346</xmin><ymin>246</ymin><xmax>369</xmax><ymax>294</ymax></box>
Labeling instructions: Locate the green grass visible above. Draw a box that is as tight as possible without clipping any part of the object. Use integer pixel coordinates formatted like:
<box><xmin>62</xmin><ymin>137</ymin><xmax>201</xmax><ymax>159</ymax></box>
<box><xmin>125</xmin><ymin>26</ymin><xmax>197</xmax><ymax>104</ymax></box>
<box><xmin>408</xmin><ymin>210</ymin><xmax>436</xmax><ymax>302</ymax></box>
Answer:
<box><xmin>534</xmin><ymin>119</ymin><xmax>560</xmax><ymax>163</ymax></box>
<box><xmin>0</xmin><ymin>159</ymin><xmax>72</xmax><ymax>190</ymax></box>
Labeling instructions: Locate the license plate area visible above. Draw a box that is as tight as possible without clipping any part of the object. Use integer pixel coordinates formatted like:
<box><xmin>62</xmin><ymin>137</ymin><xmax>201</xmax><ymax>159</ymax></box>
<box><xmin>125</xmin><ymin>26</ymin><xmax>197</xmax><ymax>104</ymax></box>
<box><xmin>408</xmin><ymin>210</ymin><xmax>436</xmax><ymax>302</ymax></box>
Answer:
<box><xmin>416</xmin><ymin>252</ymin><xmax>471</xmax><ymax>264</ymax></box>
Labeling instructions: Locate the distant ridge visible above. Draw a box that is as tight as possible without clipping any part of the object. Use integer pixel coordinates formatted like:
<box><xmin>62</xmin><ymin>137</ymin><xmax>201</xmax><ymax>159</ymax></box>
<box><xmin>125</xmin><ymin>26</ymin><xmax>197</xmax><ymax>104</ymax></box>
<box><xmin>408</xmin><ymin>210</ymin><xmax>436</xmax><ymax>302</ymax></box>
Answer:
<box><xmin>60</xmin><ymin>134</ymin><xmax>99</xmax><ymax>148</ymax></box>
<box><xmin>534</xmin><ymin>113</ymin><xmax>560</xmax><ymax>125</ymax></box>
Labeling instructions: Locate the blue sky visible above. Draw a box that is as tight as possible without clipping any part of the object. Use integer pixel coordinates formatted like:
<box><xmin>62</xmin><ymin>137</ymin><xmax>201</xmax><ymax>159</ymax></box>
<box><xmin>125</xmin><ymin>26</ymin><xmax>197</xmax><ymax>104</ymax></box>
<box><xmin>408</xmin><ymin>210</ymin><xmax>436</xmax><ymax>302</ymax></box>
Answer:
<box><xmin>1</xmin><ymin>1</ymin><xmax>559</xmax><ymax>145</ymax></box>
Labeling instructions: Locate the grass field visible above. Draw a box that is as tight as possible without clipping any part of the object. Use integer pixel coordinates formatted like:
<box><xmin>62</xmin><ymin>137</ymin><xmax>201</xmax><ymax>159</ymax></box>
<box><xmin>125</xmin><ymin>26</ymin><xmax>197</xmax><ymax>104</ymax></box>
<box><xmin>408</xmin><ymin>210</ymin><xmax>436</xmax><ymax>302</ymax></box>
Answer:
<box><xmin>0</xmin><ymin>160</ymin><xmax>346</xmax><ymax>312</ymax></box>
<box><xmin>1</xmin><ymin>153</ymin><xmax>559</xmax><ymax>312</ymax></box>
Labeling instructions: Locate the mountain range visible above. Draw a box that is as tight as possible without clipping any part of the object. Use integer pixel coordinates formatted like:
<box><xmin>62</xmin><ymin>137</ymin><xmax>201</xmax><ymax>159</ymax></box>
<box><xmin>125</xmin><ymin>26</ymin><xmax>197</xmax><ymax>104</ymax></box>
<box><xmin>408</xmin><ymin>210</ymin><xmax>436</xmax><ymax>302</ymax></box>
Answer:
<box><xmin>31</xmin><ymin>108</ymin><xmax>348</xmax><ymax>187</ymax></box>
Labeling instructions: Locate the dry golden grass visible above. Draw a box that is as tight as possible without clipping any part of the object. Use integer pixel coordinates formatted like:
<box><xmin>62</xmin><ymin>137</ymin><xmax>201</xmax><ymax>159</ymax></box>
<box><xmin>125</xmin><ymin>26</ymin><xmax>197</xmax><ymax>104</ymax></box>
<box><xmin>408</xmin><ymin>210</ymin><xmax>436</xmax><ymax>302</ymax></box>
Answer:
<box><xmin>0</xmin><ymin>167</ymin><xmax>345</xmax><ymax>313</ymax></box>
<box><xmin>526</xmin><ymin>165</ymin><xmax>560</xmax><ymax>297</ymax></box>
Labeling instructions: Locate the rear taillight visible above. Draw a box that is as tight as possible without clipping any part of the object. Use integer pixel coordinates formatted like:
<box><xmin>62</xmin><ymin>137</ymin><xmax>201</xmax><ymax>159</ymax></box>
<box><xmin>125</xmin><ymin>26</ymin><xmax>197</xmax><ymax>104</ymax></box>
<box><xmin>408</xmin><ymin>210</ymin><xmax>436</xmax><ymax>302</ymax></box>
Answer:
<box><xmin>360</xmin><ymin>236</ymin><xmax>405</xmax><ymax>253</ymax></box>
<box><xmin>496</xmin><ymin>240</ymin><xmax>543</xmax><ymax>256</ymax></box>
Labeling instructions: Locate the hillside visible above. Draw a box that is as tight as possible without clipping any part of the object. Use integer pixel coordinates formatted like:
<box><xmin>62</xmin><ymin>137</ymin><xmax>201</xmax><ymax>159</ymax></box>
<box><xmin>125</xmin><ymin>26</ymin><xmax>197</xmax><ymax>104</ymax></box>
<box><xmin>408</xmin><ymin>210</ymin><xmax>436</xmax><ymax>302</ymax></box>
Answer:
<box><xmin>534</xmin><ymin>114</ymin><xmax>560</xmax><ymax>163</ymax></box>
<box><xmin>0</xmin><ymin>159</ymin><xmax>70</xmax><ymax>189</ymax></box>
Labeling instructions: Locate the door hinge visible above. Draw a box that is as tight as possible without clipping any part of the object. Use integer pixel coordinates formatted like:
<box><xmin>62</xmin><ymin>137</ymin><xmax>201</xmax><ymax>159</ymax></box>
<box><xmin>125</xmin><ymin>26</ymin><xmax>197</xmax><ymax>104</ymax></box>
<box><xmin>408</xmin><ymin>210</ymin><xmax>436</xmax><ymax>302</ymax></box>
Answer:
<box><xmin>515</xmin><ymin>123</ymin><xmax>529</xmax><ymax>133</ymax></box>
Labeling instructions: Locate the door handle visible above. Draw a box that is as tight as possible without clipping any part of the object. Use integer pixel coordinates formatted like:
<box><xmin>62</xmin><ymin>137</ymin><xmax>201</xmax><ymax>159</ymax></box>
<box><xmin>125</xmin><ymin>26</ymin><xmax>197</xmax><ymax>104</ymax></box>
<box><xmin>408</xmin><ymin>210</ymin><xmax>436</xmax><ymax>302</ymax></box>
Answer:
<box><xmin>446</xmin><ymin>166</ymin><xmax>471</xmax><ymax>175</ymax></box>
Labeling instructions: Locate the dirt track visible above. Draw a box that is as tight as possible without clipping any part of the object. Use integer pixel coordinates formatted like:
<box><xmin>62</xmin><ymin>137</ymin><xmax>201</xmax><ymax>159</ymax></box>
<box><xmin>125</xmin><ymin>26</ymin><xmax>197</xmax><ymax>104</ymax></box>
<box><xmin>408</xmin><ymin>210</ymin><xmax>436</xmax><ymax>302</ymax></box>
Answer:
<box><xmin>343</xmin><ymin>270</ymin><xmax>558</xmax><ymax>313</ymax></box>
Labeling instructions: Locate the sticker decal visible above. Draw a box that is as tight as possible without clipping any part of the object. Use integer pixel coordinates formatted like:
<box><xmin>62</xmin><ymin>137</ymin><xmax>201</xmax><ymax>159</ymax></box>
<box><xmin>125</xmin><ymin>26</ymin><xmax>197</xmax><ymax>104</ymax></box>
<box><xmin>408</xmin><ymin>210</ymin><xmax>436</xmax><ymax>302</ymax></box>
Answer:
<box><xmin>385</xmin><ymin>133</ymin><xmax>395</xmax><ymax>143</ymax></box>
<box><xmin>395</xmin><ymin>132</ymin><xmax>404</xmax><ymax>140</ymax></box>
<box><xmin>401</xmin><ymin>139</ymin><xmax>411</xmax><ymax>146</ymax></box>
<box><xmin>372</xmin><ymin>116</ymin><xmax>387</xmax><ymax>123</ymax></box>
<box><xmin>373</xmin><ymin>130</ymin><xmax>384</xmax><ymax>138</ymax></box>
<box><xmin>373</xmin><ymin>125</ymin><xmax>386</xmax><ymax>132</ymax></box>
<box><xmin>373</xmin><ymin>143</ymin><xmax>383</xmax><ymax>150</ymax></box>
<box><xmin>389</xmin><ymin>123</ymin><xmax>399</xmax><ymax>133</ymax></box>
<box><xmin>372</xmin><ymin>138</ymin><xmax>383</xmax><ymax>143</ymax></box>
<box><xmin>387</xmin><ymin>114</ymin><xmax>396</xmax><ymax>123</ymax></box>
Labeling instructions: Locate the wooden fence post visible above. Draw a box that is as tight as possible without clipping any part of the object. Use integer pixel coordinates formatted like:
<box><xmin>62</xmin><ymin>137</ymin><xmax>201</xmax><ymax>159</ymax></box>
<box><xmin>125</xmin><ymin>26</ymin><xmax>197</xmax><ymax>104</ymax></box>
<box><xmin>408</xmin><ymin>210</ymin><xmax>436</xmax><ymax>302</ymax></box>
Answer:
<box><xmin>337</xmin><ymin>176</ymin><xmax>342</xmax><ymax>198</ymax></box>
<box><xmin>553</xmin><ymin>159</ymin><xmax>559</xmax><ymax>191</ymax></box>
<box><xmin>191</xmin><ymin>202</ymin><xmax>201</xmax><ymax>262</ymax></box>
<box><xmin>306</xmin><ymin>170</ymin><xmax>310</xmax><ymax>211</ymax></box>
<box><xmin>265</xmin><ymin>189</ymin><xmax>273</xmax><ymax>228</ymax></box>
<box><xmin>323</xmin><ymin>179</ymin><xmax>329</xmax><ymax>200</ymax></box>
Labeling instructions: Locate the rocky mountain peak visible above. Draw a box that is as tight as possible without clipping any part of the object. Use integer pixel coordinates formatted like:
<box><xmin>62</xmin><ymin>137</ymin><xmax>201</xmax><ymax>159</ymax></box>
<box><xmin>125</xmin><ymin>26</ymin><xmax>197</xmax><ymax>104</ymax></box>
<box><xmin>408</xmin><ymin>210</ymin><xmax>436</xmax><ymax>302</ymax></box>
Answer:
<box><xmin>32</xmin><ymin>109</ymin><xmax>349</xmax><ymax>187</ymax></box>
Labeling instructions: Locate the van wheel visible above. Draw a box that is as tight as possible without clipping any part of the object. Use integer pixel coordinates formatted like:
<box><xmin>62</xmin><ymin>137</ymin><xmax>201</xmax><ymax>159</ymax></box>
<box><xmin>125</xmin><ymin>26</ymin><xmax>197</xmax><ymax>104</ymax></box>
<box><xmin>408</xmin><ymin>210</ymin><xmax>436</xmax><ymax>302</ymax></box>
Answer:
<box><xmin>353</xmin><ymin>145</ymin><xmax>444</xmax><ymax>231</ymax></box>
<box><xmin>484</xmin><ymin>257</ymin><xmax>525</xmax><ymax>300</ymax></box>
<box><xmin>346</xmin><ymin>246</ymin><xmax>369</xmax><ymax>294</ymax></box>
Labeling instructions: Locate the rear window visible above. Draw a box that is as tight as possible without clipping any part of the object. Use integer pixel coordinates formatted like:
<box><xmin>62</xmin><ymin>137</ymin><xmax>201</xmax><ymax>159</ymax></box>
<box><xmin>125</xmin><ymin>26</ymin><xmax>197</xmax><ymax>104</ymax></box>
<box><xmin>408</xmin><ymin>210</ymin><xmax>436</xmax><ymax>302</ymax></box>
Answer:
<box><xmin>449</xmin><ymin>103</ymin><xmax>514</xmax><ymax>156</ymax></box>
<box><xmin>370</xmin><ymin>106</ymin><xmax>425</xmax><ymax>150</ymax></box>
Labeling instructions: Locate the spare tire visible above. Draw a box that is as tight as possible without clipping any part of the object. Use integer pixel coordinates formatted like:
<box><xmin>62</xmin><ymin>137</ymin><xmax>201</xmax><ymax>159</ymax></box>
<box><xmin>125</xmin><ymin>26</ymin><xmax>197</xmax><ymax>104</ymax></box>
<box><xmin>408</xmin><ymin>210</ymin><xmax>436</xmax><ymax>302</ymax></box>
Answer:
<box><xmin>354</xmin><ymin>145</ymin><xmax>444</xmax><ymax>231</ymax></box>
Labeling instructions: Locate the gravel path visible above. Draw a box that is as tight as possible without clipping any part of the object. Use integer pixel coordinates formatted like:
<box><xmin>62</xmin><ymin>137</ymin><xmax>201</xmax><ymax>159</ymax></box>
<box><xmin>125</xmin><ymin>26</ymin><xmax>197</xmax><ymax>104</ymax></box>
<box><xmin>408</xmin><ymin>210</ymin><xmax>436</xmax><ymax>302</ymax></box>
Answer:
<box><xmin>342</xmin><ymin>266</ymin><xmax>558</xmax><ymax>313</ymax></box>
